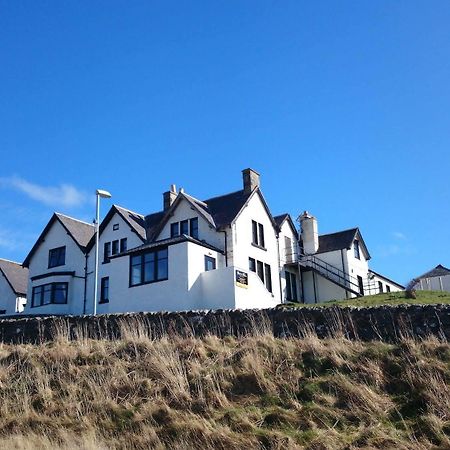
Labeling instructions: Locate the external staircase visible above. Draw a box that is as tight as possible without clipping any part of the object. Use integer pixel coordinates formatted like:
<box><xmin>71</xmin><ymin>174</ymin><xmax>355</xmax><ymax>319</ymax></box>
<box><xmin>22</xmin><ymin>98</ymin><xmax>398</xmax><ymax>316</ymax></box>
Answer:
<box><xmin>299</xmin><ymin>254</ymin><xmax>363</xmax><ymax>297</ymax></box>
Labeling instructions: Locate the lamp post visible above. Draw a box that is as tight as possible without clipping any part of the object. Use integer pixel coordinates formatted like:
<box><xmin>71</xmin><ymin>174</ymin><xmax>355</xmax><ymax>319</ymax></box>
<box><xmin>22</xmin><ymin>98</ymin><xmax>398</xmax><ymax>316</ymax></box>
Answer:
<box><xmin>93</xmin><ymin>189</ymin><xmax>112</xmax><ymax>315</ymax></box>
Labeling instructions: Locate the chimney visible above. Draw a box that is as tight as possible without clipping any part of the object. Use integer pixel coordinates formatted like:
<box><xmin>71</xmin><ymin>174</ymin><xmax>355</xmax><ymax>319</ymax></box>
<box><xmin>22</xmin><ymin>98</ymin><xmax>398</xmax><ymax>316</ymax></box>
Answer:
<box><xmin>298</xmin><ymin>211</ymin><xmax>319</xmax><ymax>254</ymax></box>
<box><xmin>242</xmin><ymin>168</ymin><xmax>260</xmax><ymax>194</ymax></box>
<box><xmin>163</xmin><ymin>184</ymin><xmax>177</xmax><ymax>210</ymax></box>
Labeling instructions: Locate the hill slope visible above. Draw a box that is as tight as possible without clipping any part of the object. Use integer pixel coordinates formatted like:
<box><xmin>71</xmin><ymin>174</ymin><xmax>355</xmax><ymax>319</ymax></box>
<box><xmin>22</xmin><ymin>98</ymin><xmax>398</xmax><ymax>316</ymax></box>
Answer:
<box><xmin>1</xmin><ymin>329</ymin><xmax>449</xmax><ymax>449</ymax></box>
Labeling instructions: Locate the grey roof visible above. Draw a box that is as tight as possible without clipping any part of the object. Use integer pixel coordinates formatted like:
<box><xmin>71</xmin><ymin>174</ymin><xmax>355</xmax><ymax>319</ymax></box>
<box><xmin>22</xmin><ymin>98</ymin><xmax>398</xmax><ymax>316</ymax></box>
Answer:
<box><xmin>114</xmin><ymin>234</ymin><xmax>224</xmax><ymax>257</ymax></box>
<box><xmin>114</xmin><ymin>205</ymin><xmax>147</xmax><ymax>240</ymax></box>
<box><xmin>415</xmin><ymin>264</ymin><xmax>450</xmax><ymax>280</ymax></box>
<box><xmin>368</xmin><ymin>269</ymin><xmax>405</xmax><ymax>289</ymax></box>
<box><xmin>144</xmin><ymin>211</ymin><xmax>166</xmax><ymax>241</ymax></box>
<box><xmin>56</xmin><ymin>213</ymin><xmax>95</xmax><ymax>248</ymax></box>
<box><xmin>314</xmin><ymin>228</ymin><xmax>370</xmax><ymax>259</ymax></box>
<box><xmin>0</xmin><ymin>259</ymin><xmax>28</xmax><ymax>295</ymax></box>
<box><xmin>202</xmin><ymin>189</ymin><xmax>253</xmax><ymax>230</ymax></box>
<box><xmin>274</xmin><ymin>214</ymin><xmax>290</xmax><ymax>228</ymax></box>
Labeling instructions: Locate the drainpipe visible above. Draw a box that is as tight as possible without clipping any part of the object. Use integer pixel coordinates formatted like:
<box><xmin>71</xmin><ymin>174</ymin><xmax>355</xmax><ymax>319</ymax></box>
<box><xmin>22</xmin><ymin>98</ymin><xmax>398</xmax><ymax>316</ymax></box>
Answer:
<box><xmin>83</xmin><ymin>253</ymin><xmax>88</xmax><ymax>315</ymax></box>
<box><xmin>276</xmin><ymin>235</ymin><xmax>283</xmax><ymax>303</ymax></box>
<box><xmin>221</xmin><ymin>230</ymin><xmax>228</xmax><ymax>267</ymax></box>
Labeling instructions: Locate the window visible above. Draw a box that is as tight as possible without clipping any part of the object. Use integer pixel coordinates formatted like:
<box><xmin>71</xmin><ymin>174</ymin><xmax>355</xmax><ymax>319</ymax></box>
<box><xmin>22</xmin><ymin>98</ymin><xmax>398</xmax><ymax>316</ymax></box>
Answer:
<box><xmin>103</xmin><ymin>242</ymin><xmax>111</xmax><ymax>263</ymax></box>
<box><xmin>120</xmin><ymin>238</ymin><xmax>127</xmax><ymax>253</ymax></box>
<box><xmin>32</xmin><ymin>282</ymin><xmax>68</xmax><ymax>307</ymax></box>
<box><xmin>112</xmin><ymin>240</ymin><xmax>119</xmax><ymax>256</ymax></box>
<box><xmin>264</xmin><ymin>264</ymin><xmax>272</xmax><ymax>293</ymax></box>
<box><xmin>357</xmin><ymin>275</ymin><xmax>364</xmax><ymax>295</ymax></box>
<box><xmin>113</xmin><ymin>223</ymin><xmax>119</xmax><ymax>231</ymax></box>
<box><xmin>252</xmin><ymin>220</ymin><xmax>258</xmax><ymax>245</ymax></box>
<box><xmin>249</xmin><ymin>257</ymin><xmax>272</xmax><ymax>292</ymax></box>
<box><xmin>257</xmin><ymin>260</ymin><xmax>264</xmax><ymax>283</ymax></box>
<box><xmin>48</xmin><ymin>246</ymin><xmax>66</xmax><ymax>268</ymax></box>
<box><xmin>251</xmin><ymin>220</ymin><xmax>265</xmax><ymax>248</ymax></box>
<box><xmin>286</xmin><ymin>271</ymin><xmax>298</xmax><ymax>301</ymax></box>
<box><xmin>130</xmin><ymin>248</ymin><xmax>168</xmax><ymax>286</ymax></box>
<box><xmin>354</xmin><ymin>240</ymin><xmax>360</xmax><ymax>260</ymax></box>
<box><xmin>378</xmin><ymin>281</ymin><xmax>383</xmax><ymax>293</ymax></box>
<box><xmin>190</xmin><ymin>218</ymin><xmax>199</xmax><ymax>239</ymax></box>
<box><xmin>100</xmin><ymin>277</ymin><xmax>109</xmax><ymax>303</ymax></box>
<box><xmin>386</xmin><ymin>285</ymin><xmax>391</xmax><ymax>293</ymax></box>
<box><xmin>170</xmin><ymin>222</ymin><xmax>179</xmax><ymax>238</ymax></box>
<box><xmin>205</xmin><ymin>256</ymin><xmax>216</xmax><ymax>271</ymax></box>
<box><xmin>170</xmin><ymin>218</ymin><xmax>199</xmax><ymax>239</ymax></box>
<box><xmin>180</xmin><ymin>220</ymin><xmax>189</xmax><ymax>235</ymax></box>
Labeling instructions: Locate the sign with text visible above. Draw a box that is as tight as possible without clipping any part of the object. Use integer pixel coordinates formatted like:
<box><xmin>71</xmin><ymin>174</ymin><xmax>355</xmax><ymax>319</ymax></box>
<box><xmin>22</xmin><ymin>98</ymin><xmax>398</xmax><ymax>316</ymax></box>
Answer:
<box><xmin>235</xmin><ymin>270</ymin><xmax>248</xmax><ymax>289</ymax></box>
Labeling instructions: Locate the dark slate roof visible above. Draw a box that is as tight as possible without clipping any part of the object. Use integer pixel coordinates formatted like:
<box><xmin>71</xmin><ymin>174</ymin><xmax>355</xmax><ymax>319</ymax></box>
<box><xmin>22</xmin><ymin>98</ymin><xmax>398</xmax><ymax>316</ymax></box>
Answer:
<box><xmin>56</xmin><ymin>213</ymin><xmax>95</xmax><ymax>248</ymax></box>
<box><xmin>0</xmin><ymin>259</ymin><xmax>28</xmax><ymax>295</ymax></box>
<box><xmin>113</xmin><ymin>234</ymin><xmax>224</xmax><ymax>257</ymax></box>
<box><xmin>144</xmin><ymin>211</ymin><xmax>166</xmax><ymax>241</ymax></box>
<box><xmin>274</xmin><ymin>214</ymin><xmax>289</xmax><ymax>228</ymax></box>
<box><xmin>202</xmin><ymin>189</ymin><xmax>253</xmax><ymax>230</ymax></box>
<box><xmin>415</xmin><ymin>264</ymin><xmax>450</xmax><ymax>280</ymax></box>
<box><xmin>313</xmin><ymin>227</ymin><xmax>370</xmax><ymax>259</ymax></box>
<box><xmin>114</xmin><ymin>205</ymin><xmax>147</xmax><ymax>240</ymax></box>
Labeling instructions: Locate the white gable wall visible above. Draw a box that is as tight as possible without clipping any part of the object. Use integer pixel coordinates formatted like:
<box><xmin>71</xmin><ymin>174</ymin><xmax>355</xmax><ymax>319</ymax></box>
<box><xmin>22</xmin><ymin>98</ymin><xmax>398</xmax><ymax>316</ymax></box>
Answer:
<box><xmin>0</xmin><ymin>271</ymin><xmax>22</xmax><ymax>315</ymax></box>
<box><xmin>232</xmin><ymin>193</ymin><xmax>280</xmax><ymax>305</ymax></box>
<box><xmin>278</xmin><ymin>220</ymin><xmax>301</xmax><ymax>303</ymax></box>
<box><xmin>156</xmin><ymin>198</ymin><xmax>225</xmax><ymax>251</ymax></box>
<box><xmin>24</xmin><ymin>220</ymin><xmax>87</xmax><ymax>315</ymax></box>
<box><xmin>86</xmin><ymin>212</ymin><xmax>145</xmax><ymax>314</ymax></box>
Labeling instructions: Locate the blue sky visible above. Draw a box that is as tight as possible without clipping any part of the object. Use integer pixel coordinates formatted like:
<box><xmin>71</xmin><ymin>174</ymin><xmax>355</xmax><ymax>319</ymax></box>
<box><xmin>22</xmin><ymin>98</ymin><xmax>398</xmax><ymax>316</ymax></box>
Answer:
<box><xmin>1</xmin><ymin>1</ymin><xmax>449</xmax><ymax>284</ymax></box>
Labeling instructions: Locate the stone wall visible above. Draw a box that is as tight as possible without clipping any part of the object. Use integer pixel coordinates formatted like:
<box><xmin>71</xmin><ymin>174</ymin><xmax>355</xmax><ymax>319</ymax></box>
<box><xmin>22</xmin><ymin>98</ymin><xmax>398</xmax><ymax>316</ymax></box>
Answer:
<box><xmin>0</xmin><ymin>304</ymin><xmax>449</xmax><ymax>344</ymax></box>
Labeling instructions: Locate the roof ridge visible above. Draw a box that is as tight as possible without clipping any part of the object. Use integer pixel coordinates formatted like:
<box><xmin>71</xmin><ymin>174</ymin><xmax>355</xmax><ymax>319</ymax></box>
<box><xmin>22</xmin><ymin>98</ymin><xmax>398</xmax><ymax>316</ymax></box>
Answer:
<box><xmin>319</xmin><ymin>227</ymin><xmax>358</xmax><ymax>237</ymax></box>
<box><xmin>0</xmin><ymin>258</ymin><xmax>23</xmax><ymax>266</ymax></box>
<box><xmin>202</xmin><ymin>189</ymin><xmax>244</xmax><ymax>202</ymax></box>
<box><xmin>55</xmin><ymin>212</ymin><xmax>95</xmax><ymax>227</ymax></box>
<box><xmin>114</xmin><ymin>204</ymin><xmax>145</xmax><ymax>218</ymax></box>
<box><xmin>182</xmin><ymin>192</ymin><xmax>208</xmax><ymax>207</ymax></box>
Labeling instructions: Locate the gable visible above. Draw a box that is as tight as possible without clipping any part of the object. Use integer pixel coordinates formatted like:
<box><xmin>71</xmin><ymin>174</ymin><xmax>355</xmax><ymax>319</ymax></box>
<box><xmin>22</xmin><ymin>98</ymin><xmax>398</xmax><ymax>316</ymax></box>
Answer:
<box><xmin>23</xmin><ymin>214</ymin><xmax>94</xmax><ymax>267</ymax></box>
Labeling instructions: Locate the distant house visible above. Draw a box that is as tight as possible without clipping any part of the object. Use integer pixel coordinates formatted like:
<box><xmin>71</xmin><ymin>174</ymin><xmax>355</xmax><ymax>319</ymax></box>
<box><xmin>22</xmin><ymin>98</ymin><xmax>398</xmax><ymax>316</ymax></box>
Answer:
<box><xmin>19</xmin><ymin>168</ymin><xmax>404</xmax><ymax>315</ymax></box>
<box><xmin>413</xmin><ymin>265</ymin><xmax>450</xmax><ymax>292</ymax></box>
<box><xmin>0</xmin><ymin>258</ymin><xmax>28</xmax><ymax>315</ymax></box>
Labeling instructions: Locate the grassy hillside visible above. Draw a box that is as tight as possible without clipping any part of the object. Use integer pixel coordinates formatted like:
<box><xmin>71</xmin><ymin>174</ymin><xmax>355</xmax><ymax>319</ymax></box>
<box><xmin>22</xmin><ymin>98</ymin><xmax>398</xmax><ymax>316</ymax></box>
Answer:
<box><xmin>285</xmin><ymin>290</ymin><xmax>450</xmax><ymax>308</ymax></box>
<box><xmin>0</xmin><ymin>326</ymin><xmax>449</xmax><ymax>449</ymax></box>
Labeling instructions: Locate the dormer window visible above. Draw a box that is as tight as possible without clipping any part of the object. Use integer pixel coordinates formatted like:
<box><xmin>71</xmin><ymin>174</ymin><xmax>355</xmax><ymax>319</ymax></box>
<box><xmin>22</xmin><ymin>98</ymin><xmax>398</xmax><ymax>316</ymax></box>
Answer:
<box><xmin>170</xmin><ymin>217</ymin><xmax>199</xmax><ymax>239</ymax></box>
<box><xmin>354</xmin><ymin>240</ymin><xmax>360</xmax><ymax>260</ymax></box>
<box><xmin>48</xmin><ymin>246</ymin><xmax>66</xmax><ymax>268</ymax></box>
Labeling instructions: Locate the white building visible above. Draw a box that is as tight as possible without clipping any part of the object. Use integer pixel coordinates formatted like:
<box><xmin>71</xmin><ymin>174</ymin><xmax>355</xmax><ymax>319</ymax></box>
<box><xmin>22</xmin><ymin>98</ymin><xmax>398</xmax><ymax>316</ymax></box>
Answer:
<box><xmin>0</xmin><ymin>259</ymin><xmax>28</xmax><ymax>315</ymax></box>
<box><xmin>413</xmin><ymin>265</ymin><xmax>450</xmax><ymax>292</ymax></box>
<box><xmin>21</xmin><ymin>168</ymin><xmax>403</xmax><ymax>315</ymax></box>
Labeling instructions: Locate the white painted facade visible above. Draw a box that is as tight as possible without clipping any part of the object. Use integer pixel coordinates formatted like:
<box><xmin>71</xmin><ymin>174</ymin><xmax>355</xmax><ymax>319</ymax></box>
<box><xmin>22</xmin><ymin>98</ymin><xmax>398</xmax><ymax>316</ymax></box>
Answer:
<box><xmin>23</xmin><ymin>218</ymin><xmax>90</xmax><ymax>315</ymax></box>
<box><xmin>19</xmin><ymin>168</ymin><xmax>404</xmax><ymax>315</ymax></box>
<box><xmin>0</xmin><ymin>270</ymin><xmax>25</xmax><ymax>315</ymax></box>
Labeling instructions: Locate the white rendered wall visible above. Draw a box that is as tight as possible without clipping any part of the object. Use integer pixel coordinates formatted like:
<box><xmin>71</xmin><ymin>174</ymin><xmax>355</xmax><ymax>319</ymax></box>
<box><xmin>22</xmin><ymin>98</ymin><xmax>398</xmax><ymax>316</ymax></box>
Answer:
<box><xmin>24</xmin><ymin>220</ymin><xmax>87</xmax><ymax>315</ymax></box>
<box><xmin>155</xmin><ymin>198</ymin><xmax>226</xmax><ymax>251</ymax></box>
<box><xmin>345</xmin><ymin>242</ymin><xmax>370</xmax><ymax>297</ymax></box>
<box><xmin>278</xmin><ymin>220</ymin><xmax>301</xmax><ymax>303</ymax></box>
<box><xmin>231</xmin><ymin>193</ymin><xmax>282</xmax><ymax>303</ymax></box>
<box><xmin>87</xmin><ymin>212</ymin><xmax>145</xmax><ymax>315</ymax></box>
<box><xmin>0</xmin><ymin>272</ymin><xmax>20</xmax><ymax>315</ymax></box>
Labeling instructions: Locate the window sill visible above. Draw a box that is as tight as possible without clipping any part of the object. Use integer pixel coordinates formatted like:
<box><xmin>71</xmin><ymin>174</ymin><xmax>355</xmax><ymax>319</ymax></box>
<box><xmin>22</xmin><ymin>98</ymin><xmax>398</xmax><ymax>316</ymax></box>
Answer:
<box><xmin>251</xmin><ymin>243</ymin><xmax>267</xmax><ymax>251</ymax></box>
<box><xmin>31</xmin><ymin>302</ymin><xmax>68</xmax><ymax>308</ymax></box>
<box><xmin>99</xmin><ymin>300</ymin><xmax>109</xmax><ymax>304</ymax></box>
<box><xmin>129</xmin><ymin>277</ymin><xmax>168</xmax><ymax>288</ymax></box>
<box><xmin>48</xmin><ymin>264</ymin><xmax>65</xmax><ymax>269</ymax></box>
<box><xmin>102</xmin><ymin>260</ymin><xmax>111</xmax><ymax>264</ymax></box>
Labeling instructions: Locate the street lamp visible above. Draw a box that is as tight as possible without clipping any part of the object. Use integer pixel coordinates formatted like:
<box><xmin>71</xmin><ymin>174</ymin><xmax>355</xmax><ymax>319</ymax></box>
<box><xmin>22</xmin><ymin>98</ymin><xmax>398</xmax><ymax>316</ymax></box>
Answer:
<box><xmin>93</xmin><ymin>189</ymin><xmax>112</xmax><ymax>315</ymax></box>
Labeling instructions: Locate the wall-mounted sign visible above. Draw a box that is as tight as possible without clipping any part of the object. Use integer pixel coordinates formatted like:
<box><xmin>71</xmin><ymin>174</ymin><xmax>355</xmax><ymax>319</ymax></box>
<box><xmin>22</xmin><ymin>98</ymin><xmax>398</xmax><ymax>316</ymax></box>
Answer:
<box><xmin>235</xmin><ymin>270</ymin><xmax>248</xmax><ymax>288</ymax></box>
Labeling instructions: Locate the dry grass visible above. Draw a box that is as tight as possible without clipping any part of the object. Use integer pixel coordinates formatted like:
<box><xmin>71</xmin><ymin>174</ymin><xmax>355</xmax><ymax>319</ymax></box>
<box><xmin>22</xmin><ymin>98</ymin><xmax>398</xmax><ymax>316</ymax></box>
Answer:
<box><xmin>0</xmin><ymin>321</ymin><xmax>449</xmax><ymax>449</ymax></box>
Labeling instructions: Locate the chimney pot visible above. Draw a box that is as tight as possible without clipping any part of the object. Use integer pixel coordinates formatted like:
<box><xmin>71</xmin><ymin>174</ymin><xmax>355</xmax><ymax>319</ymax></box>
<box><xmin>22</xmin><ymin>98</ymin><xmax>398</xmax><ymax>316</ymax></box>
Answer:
<box><xmin>242</xmin><ymin>168</ymin><xmax>260</xmax><ymax>194</ymax></box>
